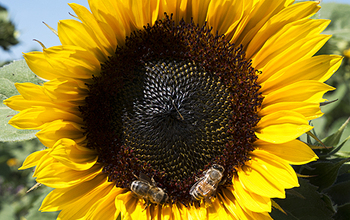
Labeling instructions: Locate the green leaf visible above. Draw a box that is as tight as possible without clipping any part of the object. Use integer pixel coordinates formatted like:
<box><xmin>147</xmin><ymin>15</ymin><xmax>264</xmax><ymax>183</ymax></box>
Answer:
<box><xmin>0</xmin><ymin>103</ymin><xmax>39</xmax><ymax>142</ymax></box>
<box><xmin>333</xmin><ymin>203</ymin><xmax>350</xmax><ymax>220</ymax></box>
<box><xmin>306</xmin><ymin>131</ymin><xmax>325</xmax><ymax>147</ymax></box>
<box><xmin>328</xmin><ymin>134</ymin><xmax>350</xmax><ymax>156</ymax></box>
<box><xmin>0</xmin><ymin>60</ymin><xmax>43</xmax><ymax>142</ymax></box>
<box><xmin>324</xmin><ymin>180</ymin><xmax>350</xmax><ymax>206</ymax></box>
<box><xmin>271</xmin><ymin>178</ymin><xmax>335</xmax><ymax>220</ymax></box>
<box><xmin>300</xmin><ymin>158</ymin><xmax>350</xmax><ymax>192</ymax></box>
<box><xmin>0</xmin><ymin>203</ymin><xmax>15</xmax><ymax>220</ymax></box>
<box><xmin>26</xmin><ymin>187</ymin><xmax>59</xmax><ymax>220</ymax></box>
<box><xmin>0</xmin><ymin>6</ymin><xmax>9</xmax><ymax>22</ymax></box>
<box><xmin>320</xmin><ymin>3</ymin><xmax>350</xmax><ymax>41</ymax></box>
<box><xmin>322</xmin><ymin>117</ymin><xmax>350</xmax><ymax>147</ymax></box>
<box><xmin>0</xmin><ymin>59</ymin><xmax>43</xmax><ymax>91</ymax></box>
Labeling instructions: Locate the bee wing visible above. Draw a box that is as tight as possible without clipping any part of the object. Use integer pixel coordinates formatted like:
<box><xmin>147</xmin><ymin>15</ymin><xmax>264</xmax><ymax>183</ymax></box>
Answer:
<box><xmin>189</xmin><ymin>177</ymin><xmax>204</xmax><ymax>194</ymax></box>
<box><xmin>189</xmin><ymin>181</ymin><xmax>199</xmax><ymax>195</ymax></box>
<box><xmin>211</xmin><ymin>181</ymin><xmax>220</xmax><ymax>192</ymax></box>
<box><xmin>139</xmin><ymin>172</ymin><xmax>152</xmax><ymax>184</ymax></box>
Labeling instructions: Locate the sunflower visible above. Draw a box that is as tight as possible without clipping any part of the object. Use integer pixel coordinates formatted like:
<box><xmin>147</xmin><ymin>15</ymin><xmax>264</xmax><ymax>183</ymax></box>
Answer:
<box><xmin>4</xmin><ymin>0</ymin><xmax>342</xmax><ymax>219</ymax></box>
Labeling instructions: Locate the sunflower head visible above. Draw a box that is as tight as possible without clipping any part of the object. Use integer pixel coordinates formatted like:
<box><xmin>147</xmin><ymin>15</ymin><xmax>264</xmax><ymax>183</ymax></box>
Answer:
<box><xmin>4</xmin><ymin>0</ymin><xmax>342</xmax><ymax>219</ymax></box>
<box><xmin>79</xmin><ymin>14</ymin><xmax>263</xmax><ymax>204</ymax></box>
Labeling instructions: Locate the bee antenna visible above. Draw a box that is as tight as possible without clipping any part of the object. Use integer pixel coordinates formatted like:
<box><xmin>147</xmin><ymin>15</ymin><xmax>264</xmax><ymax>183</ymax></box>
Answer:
<box><xmin>132</xmin><ymin>172</ymin><xmax>138</xmax><ymax>179</ymax></box>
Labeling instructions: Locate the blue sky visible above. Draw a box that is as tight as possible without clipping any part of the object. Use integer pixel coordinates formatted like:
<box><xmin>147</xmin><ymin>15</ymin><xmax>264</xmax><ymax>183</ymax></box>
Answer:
<box><xmin>1</xmin><ymin>0</ymin><xmax>350</xmax><ymax>61</ymax></box>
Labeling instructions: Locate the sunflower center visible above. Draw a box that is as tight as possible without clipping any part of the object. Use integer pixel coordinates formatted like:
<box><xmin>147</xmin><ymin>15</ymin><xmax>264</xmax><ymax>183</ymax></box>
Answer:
<box><xmin>80</xmin><ymin>14</ymin><xmax>263</xmax><ymax>205</ymax></box>
<box><xmin>120</xmin><ymin>59</ymin><xmax>232</xmax><ymax>180</ymax></box>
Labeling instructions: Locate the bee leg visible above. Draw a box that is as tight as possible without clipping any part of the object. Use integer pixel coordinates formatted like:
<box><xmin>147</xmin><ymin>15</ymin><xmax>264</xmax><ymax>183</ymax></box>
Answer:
<box><xmin>202</xmin><ymin>169</ymin><xmax>209</xmax><ymax>175</ymax></box>
<box><xmin>180</xmin><ymin>201</ymin><xmax>188</xmax><ymax>207</ymax></box>
<box><xmin>142</xmin><ymin>200</ymin><xmax>151</xmax><ymax>211</ymax></box>
<box><xmin>132</xmin><ymin>172</ymin><xmax>139</xmax><ymax>179</ymax></box>
<box><xmin>218</xmin><ymin>176</ymin><xmax>227</xmax><ymax>186</ymax></box>
<box><xmin>204</xmin><ymin>197</ymin><xmax>213</xmax><ymax>208</ymax></box>
<box><xmin>150</xmin><ymin>176</ymin><xmax>156</xmax><ymax>187</ymax></box>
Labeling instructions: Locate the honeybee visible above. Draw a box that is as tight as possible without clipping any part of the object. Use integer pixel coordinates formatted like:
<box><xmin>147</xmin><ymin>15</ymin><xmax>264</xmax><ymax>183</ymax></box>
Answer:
<box><xmin>189</xmin><ymin>164</ymin><xmax>225</xmax><ymax>204</ymax></box>
<box><xmin>130</xmin><ymin>173</ymin><xmax>169</xmax><ymax>210</ymax></box>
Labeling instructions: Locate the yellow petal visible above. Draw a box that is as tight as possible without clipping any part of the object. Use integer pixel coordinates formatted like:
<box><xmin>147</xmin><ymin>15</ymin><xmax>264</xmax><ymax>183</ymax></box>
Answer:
<box><xmin>250</xmin><ymin>150</ymin><xmax>299</xmax><ymax>189</ymax></box>
<box><xmin>36</xmin><ymin>120</ymin><xmax>85</xmax><ymax>148</ymax></box>
<box><xmin>187</xmin><ymin>203</ymin><xmax>207</xmax><ymax>220</ymax></box>
<box><xmin>41</xmin><ymin>173</ymin><xmax>117</xmax><ymax>220</ymax></box>
<box><xmin>206</xmin><ymin>0</ymin><xmax>244</xmax><ymax>40</ymax></box>
<box><xmin>9</xmin><ymin>107</ymin><xmax>83</xmax><ymax>130</ymax></box>
<box><xmin>58</xmin><ymin>19</ymin><xmax>108</xmax><ymax>62</ymax></box>
<box><xmin>88</xmin><ymin>0</ymin><xmax>132</xmax><ymax>47</ymax></box>
<box><xmin>116</xmin><ymin>191</ymin><xmax>149</xmax><ymax>220</ymax></box>
<box><xmin>40</xmin><ymin>173</ymin><xmax>108</xmax><ymax>211</ymax></box>
<box><xmin>259</xmin><ymin>102</ymin><xmax>323</xmax><ymax>120</ymax></box>
<box><xmin>158</xmin><ymin>0</ymin><xmax>192</xmax><ymax>24</ymax></box>
<box><xmin>248</xmin><ymin>211</ymin><xmax>273</xmax><ymax>220</ymax></box>
<box><xmin>246</xmin><ymin>1</ymin><xmax>320</xmax><ymax>58</ymax></box>
<box><xmin>233</xmin><ymin>0</ymin><xmax>292</xmax><ymax>49</ymax></box>
<box><xmin>232</xmin><ymin>177</ymin><xmax>271</xmax><ymax>213</ymax></box>
<box><xmin>119</xmin><ymin>0</ymin><xmax>161</xmax><ymax>30</ymax></box>
<box><xmin>262</xmin><ymin>80</ymin><xmax>334</xmax><ymax>107</ymax></box>
<box><xmin>220</xmin><ymin>187</ymin><xmax>250</xmax><ymax>220</ymax></box>
<box><xmin>237</xmin><ymin>161</ymin><xmax>285</xmax><ymax>198</ymax></box>
<box><xmin>49</xmin><ymin>138</ymin><xmax>98</xmax><ymax>171</ymax></box>
<box><xmin>4</xmin><ymin>80</ymin><xmax>85</xmax><ymax>113</ymax></box>
<box><xmin>189</xmin><ymin>0</ymin><xmax>212</xmax><ymax>27</ymax></box>
<box><xmin>24</xmin><ymin>51</ymin><xmax>60</xmax><ymax>80</ymax></box>
<box><xmin>255</xmin><ymin>139</ymin><xmax>318</xmax><ymax>165</ymax></box>
<box><xmin>255</xmin><ymin>18</ymin><xmax>331</xmax><ymax>83</ymax></box>
<box><xmin>161</xmin><ymin>204</ymin><xmax>173</xmax><ymax>220</ymax></box>
<box><xmin>34</xmin><ymin>154</ymin><xmax>103</xmax><ymax>188</ymax></box>
<box><xmin>206</xmin><ymin>198</ymin><xmax>225</xmax><ymax>220</ymax></box>
<box><xmin>86</xmin><ymin>187</ymin><xmax>124</xmax><ymax>220</ymax></box>
<box><xmin>43</xmin><ymin>45</ymin><xmax>101</xmax><ymax>81</ymax></box>
<box><xmin>43</xmin><ymin>78</ymin><xmax>88</xmax><ymax>103</ymax></box>
<box><xmin>15</xmin><ymin>83</ymin><xmax>49</xmax><ymax>101</ymax></box>
<box><xmin>19</xmin><ymin>149</ymin><xmax>49</xmax><ymax>170</ymax></box>
<box><xmin>69</xmin><ymin>3</ymin><xmax>116</xmax><ymax>57</ymax></box>
<box><xmin>3</xmin><ymin>95</ymin><xmax>55</xmax><ymax>112</ymax></box>
<box><xmin>171</xmin><ymin>203</ymin><xmax>186</xmax><ymax>220</ymax></box>
<box><xmin>255</xmin><ymin>110</ymin><xmax>312</xmax><ymax>144</ymax></box>
<box><xmin>150</xmin><ymin>203</ymin><xmax>173</xmax><ymax>220</ymax></box>
<box><xmin>260</xmin><ymin>55</ymin><xmax>343</xmax><ymax>94</ymax></box>
<box><xmin>253</xmin><ymin>18</ymin><xmax>330</xmax><ymax>69</ymax></box>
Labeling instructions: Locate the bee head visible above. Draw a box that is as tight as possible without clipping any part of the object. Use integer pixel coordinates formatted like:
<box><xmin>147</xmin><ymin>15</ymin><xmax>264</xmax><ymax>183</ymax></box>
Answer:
<box><xmin>160</xmin><ymin>193</ymin><xmax>169</xmax><ymax>204</ymax></box>
<box><xmin>212</xmin><ymin>164</ymin><xmax>224</xmax><ymax>173</ymax></box>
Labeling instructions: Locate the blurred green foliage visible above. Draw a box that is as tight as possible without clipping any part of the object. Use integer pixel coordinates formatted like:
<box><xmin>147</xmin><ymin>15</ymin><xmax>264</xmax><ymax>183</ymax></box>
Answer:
<box><xmin>272</xmin><ymin>118</ymin><xmax>350</xmax><ymax>219</ymax></box>
<box><xmin>0</xmin><ymin>139</ymin><xmax>58</xmax><ymax>220</ymax></box>
<box><xmin>0</xmin><ymin>1</ymin><xmax>350</xmax><ymax>220</ymax></box>
<box><xmin>307</xmin><ymin>2</ymin><xmax>350</xmax><ymax>152</ymax></box>
<box><xmin>0</xmin><ymin>5</ymin><xmax>19</xmax><ymax>51</ymax></box>
<box><xmin>0</xmin><ymin>5</ymin><xmax>19</xmax><ymax>67</ymax></box>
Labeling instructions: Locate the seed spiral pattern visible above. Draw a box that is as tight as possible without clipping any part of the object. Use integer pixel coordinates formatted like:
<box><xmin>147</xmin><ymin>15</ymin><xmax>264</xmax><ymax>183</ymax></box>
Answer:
<box><xmin>80</xmin><ymin>14</ymin><xmax>263</xmax><ymax>204</ymax></box>
<box><xmin>120</xmin><ymin>59</ymin><xmax>232</xmax><ymax>180</ymax></box>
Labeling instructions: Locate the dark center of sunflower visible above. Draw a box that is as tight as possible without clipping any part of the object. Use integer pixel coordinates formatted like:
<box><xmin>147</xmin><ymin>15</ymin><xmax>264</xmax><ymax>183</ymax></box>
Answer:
<box><xmin>80</xmin><ymin>14</ymin><xmax>263</xmax><ymax>205</ymax></box>
<box><xmin>121</xmin><ymin>59</ymin><xmax>232</xmax><ymax>179</ymax></box>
